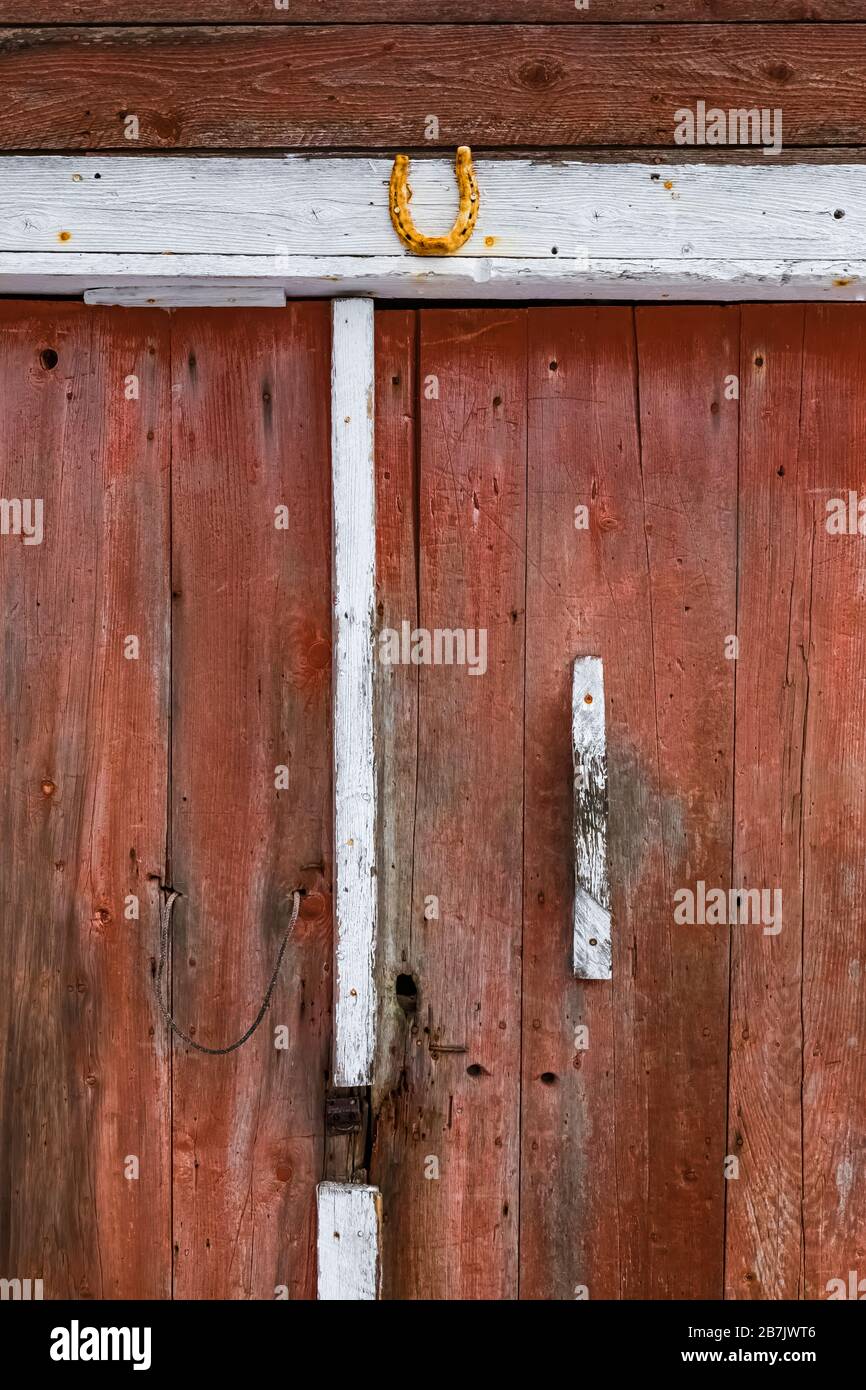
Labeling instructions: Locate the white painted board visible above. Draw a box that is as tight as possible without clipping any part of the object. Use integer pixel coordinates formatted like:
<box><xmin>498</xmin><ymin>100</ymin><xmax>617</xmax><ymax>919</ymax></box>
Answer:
<box><xmin>317</xmin><ymin>1183</ymin><xmax>382</xmax><ymax>1302</ymax></box>
<box><xmin>573</xmin><ymin>657</ymin><xmax>612</xmax><ymax>981</ymax></box>
<box><xmin>331</xmin><ymin>299</ymin><xmax>377</xmax><ymax>1088</ymax></box>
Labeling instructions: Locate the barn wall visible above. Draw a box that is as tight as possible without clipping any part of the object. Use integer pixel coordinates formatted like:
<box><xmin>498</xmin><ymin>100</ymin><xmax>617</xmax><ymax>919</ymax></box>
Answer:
<box><xmin>0</xmin><ymin>7</ymin><xmax>864</xmax><ymax>155</ymax></box>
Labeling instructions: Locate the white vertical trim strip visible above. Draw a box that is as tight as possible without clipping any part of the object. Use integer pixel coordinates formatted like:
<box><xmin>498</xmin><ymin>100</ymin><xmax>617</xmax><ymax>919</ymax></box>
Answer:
<box><xmin>573</xmin><ymin>656</ymin><xmax>612</xmax><ymax>980</ymax></box>
<box><xmin>331</xmin><ymin>297</ymin><xmax>377</xmax><ymax>1087</ymax></box>
<box><xmin>317</xmin><ymin>1182</ymin><xmax>382</xmax><ymax>1301</ymax></box>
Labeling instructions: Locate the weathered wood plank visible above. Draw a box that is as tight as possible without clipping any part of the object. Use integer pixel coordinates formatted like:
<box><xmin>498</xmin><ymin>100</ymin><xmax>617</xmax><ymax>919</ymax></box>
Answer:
<box><xmin>521</xmin><ymin>307</ymin><xmax>641</xmax><ymax>1299</ymax></box>
<box><xmin>316</xmin><ymin>1183</ymin><xmax>381</xmax><ymax>1302</ymax></box>
<box><xmin>1</xmin><ymin>25</ymin><xmax>866</xmax><ymax>149</ymax></box>
<box><xmin>371</xmin><ymin>310</ymin><xmax>420</xmax><ymax>1099</ymax></box>
<box><xmin>6</xmin><ymin>156</ymin><xmax>865</xmax><ymax>262</ymax></box>
<box><xmin>572</xmin><ymin>656</ymin><xmax>611</xmax><ymax>980</ymax></box>
<box><xmin>0</xmin><ymin>302</ymin><xmax>171</xmax><ymax>1298</ymax></box>
<box><xmin>170</xmin><ymin>305</ymin><xmax>332</xmax><ymax>1300</ymax></box>
<box><xmin>332</xmin><ymin>299</ymin><xmax>377</xmax><ymax>1090</ymax></box>
<box><xmin>5</xmin><ymin>253</ymin><xmax>866</xmax><ymax>304</ymax></box>
<box><xmin>370</xmin><ymin>309</ymin><xmax>525</xmax><ymax>1300</ymax></box>
<box><xmin>1</xmin><ymin>3</ymin><xmax>862</xmax><ymax>23</ymax></box>
<box><xmin>627</xmin><ymin>306</ymin><xmax>738</xmax><ymax>1296</ymax></box>
<box><xmin>798</xmin><ymin>306</ymin><xmax>866</xmax><ymax>1301</ymax></box>
<box><xmin>725</xmin><ymin>305</ymin><xmax>807</xmax><ymax>1299</ymax></box>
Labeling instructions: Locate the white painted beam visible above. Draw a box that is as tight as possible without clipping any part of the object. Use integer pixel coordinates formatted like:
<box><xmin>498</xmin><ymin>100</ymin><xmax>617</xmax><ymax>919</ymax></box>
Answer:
<box><xmin>331</xmin><ymin>298</ymin><xmax>377</xmax><ymax>1088</ymax></box>
<box><xmin>1</xmin><ymin>156</ymin><xmax>866</xmax><ymax>301</ymax></box>
<box><xmin>3</xmin><ymin>254</ymin><xmax>866</xmax><ymax>303</ymax></box>
<box><xmin>573</xmin><ymin>657</ymin><xmax>611</xmax><ymax>981</ymax></box>
<box><xmin>3</xmin><ymin>155</ymin><xmax>865</xmax><ymax>261</ymax></box>
<box><xmin>317</xmin><ymin>1182</ymin><xmax>382</xmax><ymax>1302</ymax></box>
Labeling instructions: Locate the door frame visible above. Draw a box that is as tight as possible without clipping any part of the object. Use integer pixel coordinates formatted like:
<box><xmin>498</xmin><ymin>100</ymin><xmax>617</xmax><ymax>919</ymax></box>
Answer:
<box><xmin>7</xmin><ymin>150</ymin><xmax>856</xmax><ymax>1300</ymax></box>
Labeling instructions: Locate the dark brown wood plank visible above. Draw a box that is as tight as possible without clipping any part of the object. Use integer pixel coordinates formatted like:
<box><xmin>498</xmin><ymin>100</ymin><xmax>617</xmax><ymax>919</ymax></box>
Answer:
<box><xmin>169</xmin><ymin>305</ymin><xmax>332</xmax><ymax>1300</ymax></box>
<box><xmin>0</xmin><ymin>302</ymin><xmax>171</xmax><ymax>1299</ymax></box>
<box><xmin>725</xmin><ymin>305</ymin><xmax>807</xmax><ymax>1299</ymax></box>
<box><xmin>797</xmin><ymin>306</ymin><xmax>866</xmax><ymax>1301</ymax></box>
<box><xmin>370</xmin><ymin>308</ymin><xmax>525</xmax><ymax>1300</ymax></box>
<box><xmin>625</xmin><ymin>306</ymin><xmax>738</xmax><ymax>1296</ymax></box>
<box><xmin>2</xmin><ymin>4</ymin><xmax>861</xmax><ymax>23</ymax></box>
<box><xmin>2</xmin><ymin>24</ymin><xmax>865</xmax><ymax>149</ymax></box>
<box><xmin>521</xmin><ymin>307</ymin><xmax>642</xmax><ymax>1299</ymax></box>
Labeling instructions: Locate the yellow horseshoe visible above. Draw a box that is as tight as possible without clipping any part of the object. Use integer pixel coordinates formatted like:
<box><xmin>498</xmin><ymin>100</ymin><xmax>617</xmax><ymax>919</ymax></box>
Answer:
<box><xmin>389</xmin><ymin>146</ymin><xmax>479</xmax><ymax>256</ymax></box>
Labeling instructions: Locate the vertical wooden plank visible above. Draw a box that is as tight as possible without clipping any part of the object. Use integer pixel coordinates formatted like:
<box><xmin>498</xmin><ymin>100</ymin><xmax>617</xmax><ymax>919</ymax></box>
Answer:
<box><xmin>798</xmin><ymin>306</ymin><xmax>866</xmax><ymax>1300</ymax></box>
<box><xmin>371</xmin><ymin>308</ymin><xmax>525</xmax><ymax>1300</ymax></box>
<box><xmin>0</xmin><ymin>302</ymin><xmax>171</xmax><ymax>1298</ymax></box>
<box><xmin>628</xmin><ymin>305</ymin><xmax>738</xmax><ymax>1297</ymax></box>
<box><xmin>316</xmin><ymin>1182</ymin><xmax>382</xmax><ymax>1302</ymax></box>
<box><xmin>726</xmin><ymin>304</ymin><xmax>807</xmax><ymax>1299</ymax></box>
<box><xmin>522</xmin><ymin>306</ymin><xmax>738</xmax><ymax>1298</ymax></box>
<box><xmin>332</xmin><ymin>298</ymin><xmax>377</xmax><ymax>1089</ymax></box>
<box><xmin>522</xmin><ymin>307</ymin><xmax>642</xmax><ymax>1299</ymax></box>
<box><xmin>170</xmin><ymin>304</ymin><xmax>332</xmax><ymax>1300</ymax></box>
<box><xmin>572</xmin><ymin>656</ymin><xmax>611</xmax><ymax>980</ymax></box>
<box><xmin>371</xmin><ymin>310</ymin><xmax>420</xmax><ymax>1097</ymax></box>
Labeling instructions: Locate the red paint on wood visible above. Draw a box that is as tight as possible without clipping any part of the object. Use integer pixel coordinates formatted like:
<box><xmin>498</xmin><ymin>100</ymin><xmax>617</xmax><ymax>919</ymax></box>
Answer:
<box><xmin>0</xmin><ymin>302</ymin><xmax>171</xmax><ymax>1298</ymax></box>
<box><xmin>370</xmin><ymin>309</ymin><xmax>525</xmax><ymax>1299</ymax></box>
<box><xmin>726</xmin><ymin>304</ymin><xmax>807</xmax><ymax>1298</ymax></box>
<box><xmin>0</xmin><ymin>25</ymin><xmax>864</xmax><ymax>149</ymax></box>
<box><xmin>521</xmin><ymin>307</ymin><xmax>642</xmax><ymax>1298</ymax></box>
<box><xmin>798</xmin><ymin>306</ymin><xmax>866</xmax><ymax>1300</ymax></box>
<box><xmin>169</xmin><ymin>305</ymin><xmax>332</xmax><ymax>1299</ymax></box>
<box><xmin>2</xmin><ymin>3</ymin><xmax>860</xmax><ymax>21</ymax></box>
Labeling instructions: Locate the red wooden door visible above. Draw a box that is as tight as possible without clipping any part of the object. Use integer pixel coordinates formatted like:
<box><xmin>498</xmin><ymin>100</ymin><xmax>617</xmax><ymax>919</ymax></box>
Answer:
<box><xmin>0</xmin><ymin>302</ymin><xmax>332</xmax><ymax>1300</ymax></box>
<box><xmin>371</xmin><ymin>304</ymin><xmax>866</xmax><ymax>1300</ymax></box>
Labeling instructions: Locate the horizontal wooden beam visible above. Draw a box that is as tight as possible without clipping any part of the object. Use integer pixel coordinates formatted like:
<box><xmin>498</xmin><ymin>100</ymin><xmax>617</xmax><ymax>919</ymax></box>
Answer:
<box><xmin>1</xmin><ymin>25</ymin><xmax>865</xmax><ymax>149</ymax></box>
<box><xmin>2</xmin><ymin>156</ymin><xmax>865</xmax><ymax>301</ymax></box>
<box><xmin>3</xmin><ymin>156</ymin><xmax>863</xmax><ymax>260</ymax></box>
<box><xmin>0</xmin><ymin>4</ymin><xmax>861</xmax><ymax>21</ymax></box>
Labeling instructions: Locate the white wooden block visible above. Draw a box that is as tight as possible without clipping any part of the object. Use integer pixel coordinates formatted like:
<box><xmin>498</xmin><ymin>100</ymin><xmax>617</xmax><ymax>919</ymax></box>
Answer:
<box><xmin>83</xmin><ymin>285</ymin><xmax>285</xmax><ymax>307</ymax></box>
<box><xmin>331</xmin><ymin>298</ymin><xmax>377</xmax><ymax>1087</ymax></box>
<box><xmin>317</xmin><ymin>1182</ymin><xmax>382</xmax><ymax>1302</ymax></box>
<box><xmin>573</xmin><ymin>657</ymin><xmax>612</xmax><ymax>981</ymax></box>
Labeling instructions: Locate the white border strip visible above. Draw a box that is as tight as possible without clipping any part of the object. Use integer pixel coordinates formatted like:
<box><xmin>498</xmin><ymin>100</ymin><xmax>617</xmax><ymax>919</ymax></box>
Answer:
<box><xmin>331</xmin><ymin>298</ymin><xmax>377</xmax><ymax>1088</ymax></box>
<box><xmin>317</xmin><ymin>1182</ymin><xmax>382</xmax><ymax>1301</ymax></box>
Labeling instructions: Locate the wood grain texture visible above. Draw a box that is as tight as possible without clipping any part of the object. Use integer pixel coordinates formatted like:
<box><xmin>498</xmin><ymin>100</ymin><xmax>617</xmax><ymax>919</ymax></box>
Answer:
<box><xmin>572</xmin><ymin>657</ymin><xmax>611</xmax><ymax>980</ymax></box>
<box><xmin>371</xmin><ymin>310</ymin><xmax>420</xmax><ymax>1099</ymax></box>
<box><xmin>169</xmin><ymin>304</ymin><xmax>332</xmax><ymax>1300</ymax></box>
<box><xmin>726</xmin><ymin>305</ymin><xmax>807</xmax><ymax>1299</ymax></box>
<box><xmin>2</xmin><ymin>25</ymin><xmax>866</xmax><ymax>149</ymax></box>
<box><xmin>798</xmin><ymin>306</ymin><xmax>866</xmax><ymax>1300</ymax></box>
<box><xmin>521</xmin><ymin>307</ymin><xmax>641</xmax><ymax>1299</ymax></box>
<box><xmin>370</xmin><ymin>309</ymin><xmax>525</xmax><ymax>1300</ymax></box>
<box><xmin>7</xmin><ymin>156</ymin><xmax>866</xmax><ymax>262</ymax></box>
<box><xmin>332</xmin><ymin>299</ymin><xmax>377</xmax><ymax>1088</ymax></box>
<box><xmin>0</xmin><ymin>4</ymin><xmax>861</xmax><ymax>22</ymax></box>
<box><xmin>0</xmin><ymin>302</ymin><xmax>171</xmax><ymax>1298</ymax></box>
<box><xmin>316</xmin><ymin>1182</ymin><xmax>381</xmax><ymax>1301</ymax></box>
<box><xmin>625</xmin><ymin>306</ymin><xmax>737</xmax><ymax>1297</ymax></box>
